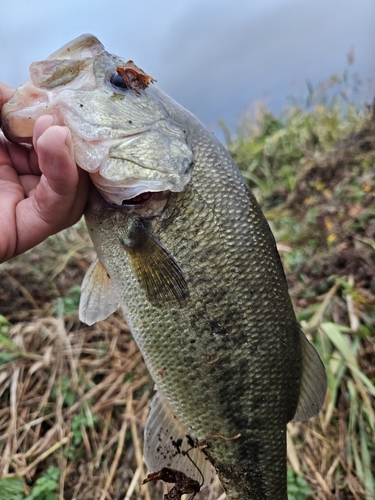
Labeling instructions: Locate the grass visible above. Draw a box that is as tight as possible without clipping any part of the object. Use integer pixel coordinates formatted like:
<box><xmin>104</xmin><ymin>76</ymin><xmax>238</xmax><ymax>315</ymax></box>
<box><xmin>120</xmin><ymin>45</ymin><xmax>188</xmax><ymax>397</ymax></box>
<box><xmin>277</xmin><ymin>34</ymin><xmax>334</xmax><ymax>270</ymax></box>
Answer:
<box><xmin>0</xmin><ymin>69</ymin><xmax>374</xmax><ymax>499</ymax></box>
<box><xmin>227</xmin><ymin>68</ymin><xmax>375</xmax><ymax>499</ymax></box>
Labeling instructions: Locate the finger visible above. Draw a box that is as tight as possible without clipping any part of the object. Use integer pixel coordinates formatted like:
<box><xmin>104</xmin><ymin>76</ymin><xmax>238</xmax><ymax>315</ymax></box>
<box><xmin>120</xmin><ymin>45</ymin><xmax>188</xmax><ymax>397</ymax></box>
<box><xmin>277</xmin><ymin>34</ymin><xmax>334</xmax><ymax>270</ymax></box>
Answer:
<box><xmin>1</xmin><ymin>132</ymin><xmax>35</xmax><ymax>176</ymax></box>
<box><xmin>36</xmin><ymin>125</ymin><xmax>77</xmax><ymax>196</ymax></box>
<box><xmin>13</xmin><ymin>125</ymin><xmax>89</xmax><ymax>256</ymax></box>
<box><xmin>33</xmin><ymin>115</ymin><xmax>56</xmax><ymax>152</ymax></box>
<box><xmin>29</xmin><ymin>115</ymin><xmax>57</xmax><ymax>175</ymax></box>
<box><xmin>19</xmin><ymin>174</ymin><xmax>39</xmax><ymax>195</ymax></box>
<box><xmin>0</xmin><ymin>165</ymin><xmax>25</xmax><ymax>262</ymax></box>
<box><xmin>3</xmin><ymin>115</ymin><xmax>57</xmax><ymax>177</ymax></box>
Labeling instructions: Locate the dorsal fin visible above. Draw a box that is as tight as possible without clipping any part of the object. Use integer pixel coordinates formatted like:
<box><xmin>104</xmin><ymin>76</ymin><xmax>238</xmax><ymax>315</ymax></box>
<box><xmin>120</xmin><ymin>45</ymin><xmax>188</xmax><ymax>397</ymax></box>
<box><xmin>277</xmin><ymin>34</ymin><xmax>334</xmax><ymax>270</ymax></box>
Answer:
<box><xmin>144</xmin><ymin>387</ymin><xmax>216</xmax><ymax>489</ymax></box>
<box><xmin>292</xmin><ymin>330</ymin><xmax>327</xmax><ymax>422</ymax></box>
<box><xmin>79</xmin><ymin>257</ymin><xmax>119</xmax><ymax>325</ymax></box>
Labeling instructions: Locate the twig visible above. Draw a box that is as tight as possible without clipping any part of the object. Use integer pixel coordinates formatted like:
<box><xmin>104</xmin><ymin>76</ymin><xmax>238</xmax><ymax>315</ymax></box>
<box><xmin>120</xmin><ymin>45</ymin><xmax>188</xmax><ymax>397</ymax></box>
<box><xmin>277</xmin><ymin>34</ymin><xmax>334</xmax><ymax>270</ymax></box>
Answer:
<box><xmin>16</xmin><ymin>433</ymin><xmax>73</xmax><ymax>476</ymax></box>
<box><xmin>304</xmin><ymin>282</ymin><xmax>340</xmax><ymax>333</ymax></box>
<box><xmin>99</xmin><ymin>393</ymin><xmax>131</xmax><ymax>500</ymax></box>
<box><xmin>287</xmin><ymin>425</ymin><xmax>300</xmax><ymax>473</ymax></box>
<box><xmin>304</xmin><ymin>455</ymin><xmax>331</xmax><ymax>495</ymax></box>
<box><xmin>346</xmin><ymin>275</ymin><xmax>359</xmax><ymax>332</ymax></box>
<box><xmin>3</xmin><ymin>272</ymin><xmax>39</xmax><ymax>310</ymax></box>
<box><xmin>123</xmin><ymin>466</ymin><xmax>143</xmax><ymax>500</ymax></box>
<box><xmin>131</xmin><ymin>399</ymin><xmax>151</xmax><ymax>500</ymax></box>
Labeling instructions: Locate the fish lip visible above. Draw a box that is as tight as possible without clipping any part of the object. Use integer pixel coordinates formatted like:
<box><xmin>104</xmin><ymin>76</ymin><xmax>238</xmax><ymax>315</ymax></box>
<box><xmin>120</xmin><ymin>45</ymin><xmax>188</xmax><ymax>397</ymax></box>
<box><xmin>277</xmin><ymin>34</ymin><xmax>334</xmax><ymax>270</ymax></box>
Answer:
<box><xmin>120</xmin><ymin>191</ymin><xmax>154</xmax><ymax>206</ymax></box>
<box><xmin>119</xmin><ymin>190</ymin><xmax>170</xmax><ymax>207</ymax></box>
<box><xmin>0</xmin><ymin>110</ymin><xmax>33</xmax><ymax>144</ymax></box>
<box><xmin>89</xmin><ymin>184</ymin><xmax>170</xmax><ymax>209</ymax></box>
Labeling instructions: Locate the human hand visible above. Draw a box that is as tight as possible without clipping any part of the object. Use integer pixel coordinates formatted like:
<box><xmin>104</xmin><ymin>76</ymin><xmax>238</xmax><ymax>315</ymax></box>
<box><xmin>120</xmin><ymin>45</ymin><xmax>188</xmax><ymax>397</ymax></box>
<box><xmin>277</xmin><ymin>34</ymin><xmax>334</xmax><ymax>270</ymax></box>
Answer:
<box><xmin>0</xmin><ymin>83</ymin><xmax>89</xmax><ymax>263</ymax></box>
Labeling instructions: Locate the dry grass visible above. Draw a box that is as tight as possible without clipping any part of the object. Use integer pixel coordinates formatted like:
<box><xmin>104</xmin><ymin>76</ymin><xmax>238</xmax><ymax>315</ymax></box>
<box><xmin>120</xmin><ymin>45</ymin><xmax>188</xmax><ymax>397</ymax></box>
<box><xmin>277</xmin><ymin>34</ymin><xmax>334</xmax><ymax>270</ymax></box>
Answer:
<box><xmin>0</xmin><ymin>229</ymin><xmax>159</xmax><ymax>500</ymax></box>
<box><xmin>0</xmin><ymin>310</ymin><xmax>154</xmax><ymax>499</ymax></box>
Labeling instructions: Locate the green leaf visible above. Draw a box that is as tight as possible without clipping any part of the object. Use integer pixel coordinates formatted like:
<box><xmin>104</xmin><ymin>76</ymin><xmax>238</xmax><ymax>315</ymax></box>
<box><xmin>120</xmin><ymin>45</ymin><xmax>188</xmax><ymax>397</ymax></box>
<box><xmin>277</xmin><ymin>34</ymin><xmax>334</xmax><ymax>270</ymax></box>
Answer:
<box><xmin>360</xmin><ymin>417</ymin><xmax>375</xmax><ymax>499</ymax></box>
<box><xmin>287</xmin><ymin>468</ymin><xmax>313</xmax><ymax>499</ymax></box>
<box><xmin>0</xmin><ymin>352</ymin><xmax>21</xmax><ymax>367</ymax></box>
<box><xmin>24</xmin><ymin>466</ymin><xmax>60</xmax><ymax>500</ymax></box>
<box><xmin>0</xmin><ymin>477</ymin><xmax>25</xmax><ymax>500</ymax></box>
<box><xmin>321</xmin><ymin>322</ymin><xmax>357</xmax><ymax>367</ymax></box>
<box><xmin>0</xmin><ymin>333</ymin><xmax>18</xmax><ymax>351</ymax></box>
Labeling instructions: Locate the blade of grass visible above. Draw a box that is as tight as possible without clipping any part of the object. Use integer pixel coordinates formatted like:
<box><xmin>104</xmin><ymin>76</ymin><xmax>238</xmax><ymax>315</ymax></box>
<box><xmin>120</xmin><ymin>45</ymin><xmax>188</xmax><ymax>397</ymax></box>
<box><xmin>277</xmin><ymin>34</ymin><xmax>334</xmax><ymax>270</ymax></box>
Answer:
<box><xmin>321</xmin><ymin>323</ymin><xmax>375</xmax><ymax>429</ymax></box>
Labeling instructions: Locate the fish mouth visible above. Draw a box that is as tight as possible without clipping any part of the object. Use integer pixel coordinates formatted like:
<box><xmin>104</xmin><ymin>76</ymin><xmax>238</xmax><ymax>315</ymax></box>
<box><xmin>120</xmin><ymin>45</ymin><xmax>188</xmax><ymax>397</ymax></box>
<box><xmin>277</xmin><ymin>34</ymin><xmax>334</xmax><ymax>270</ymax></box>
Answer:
<box><xmin>121</xmin><ymin>191</ymin><xmax>154</xmax><ymax>205</ymax></box>
<box><xmin>92</xmin><ymin>187</ymin><xmax>171</xmax><ymax>209</ymax></box>
<box><xmin>119</xmin><ymin>190</ymin><xmax>171</xmax><ymax>206</ymax></box>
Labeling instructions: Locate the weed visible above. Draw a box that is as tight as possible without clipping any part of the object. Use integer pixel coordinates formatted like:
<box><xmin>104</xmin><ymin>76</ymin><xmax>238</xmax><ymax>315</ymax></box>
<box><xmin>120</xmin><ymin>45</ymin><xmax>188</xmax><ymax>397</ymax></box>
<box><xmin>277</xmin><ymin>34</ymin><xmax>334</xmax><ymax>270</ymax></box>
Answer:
<box><xmin>53</xmin><ymin>285</ymin><xmax>81</xmax><ymax>316</ymax></box>
<box><xmin>0</xmin><ymin>316</ymin><xmax>22</xmax><ymax>366</ymax></box>
<box><xmin>0</xmin><ymin>315</ymin><xmax>12</xmax><ymax>335</ymax></box>
<box><xmin>50</xmin><ymin>375</ymin><xmax>78</xmax><ymax>407</ymax></box>
<box><xmin>67</xmin><ymin>408</ymin><xmax>99</xmax><ymax>460</ymax></box>
<box><xmin>24</xmin><ymin>466</ymin><xmax>60</xmax><ymax>500</ymax></box>
<box><xmin>0</xmin><ymin>476</ymin><xmax>25</xmax><ymax>500</ymax></box>
<box><xmin>287</xmin><ymin>468</ymin><xmax>313</xmax><ymax>499</ymax></box>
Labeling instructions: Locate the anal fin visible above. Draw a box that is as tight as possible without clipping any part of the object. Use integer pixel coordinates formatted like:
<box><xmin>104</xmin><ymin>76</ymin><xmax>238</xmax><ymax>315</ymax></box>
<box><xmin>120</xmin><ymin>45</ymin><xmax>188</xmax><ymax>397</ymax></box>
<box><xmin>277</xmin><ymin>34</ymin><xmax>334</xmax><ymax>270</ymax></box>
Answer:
<box><xmin>144</xmin><ymin>387</ymin><xmax>215</xmax><ymax>489</ymax></box>
<box><xmin>292</xmin><ymin>330</ymin><xmax>327</xmax><ymax>422</ymax></box>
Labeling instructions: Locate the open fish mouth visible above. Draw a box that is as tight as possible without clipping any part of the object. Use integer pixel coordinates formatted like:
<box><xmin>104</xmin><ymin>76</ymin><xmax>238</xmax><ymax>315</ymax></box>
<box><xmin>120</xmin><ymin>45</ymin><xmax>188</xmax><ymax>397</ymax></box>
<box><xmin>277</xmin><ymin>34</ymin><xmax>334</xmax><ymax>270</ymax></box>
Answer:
<box><xmin>120</xmin><ymin>189</ymin><xmax>172</xmax><ymax>206</ymax></box>
<box><xmin>121</xmin><ymin>191</ymin><xmax>154</xmax><ymax>204</ymax></box>
<box><xmin>96</xmin><ymin>188</ymin><xmax>171</xmax><ymax>209</ymax></box>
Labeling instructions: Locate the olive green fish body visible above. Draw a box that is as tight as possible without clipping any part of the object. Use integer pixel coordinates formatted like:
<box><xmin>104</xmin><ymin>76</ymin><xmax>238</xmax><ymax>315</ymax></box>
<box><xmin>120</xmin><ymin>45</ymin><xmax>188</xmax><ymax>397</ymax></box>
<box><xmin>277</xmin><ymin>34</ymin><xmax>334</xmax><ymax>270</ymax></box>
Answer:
<box><xmin>85</xmin><ymin>99</ymin><xmax>303</xmax><ymax>498</ymax></box>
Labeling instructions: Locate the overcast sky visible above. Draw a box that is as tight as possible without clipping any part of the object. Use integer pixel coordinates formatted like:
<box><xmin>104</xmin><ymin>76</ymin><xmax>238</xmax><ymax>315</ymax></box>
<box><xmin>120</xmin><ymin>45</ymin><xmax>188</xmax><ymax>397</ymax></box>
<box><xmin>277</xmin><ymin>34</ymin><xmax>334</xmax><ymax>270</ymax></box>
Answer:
<box><xmin>1</xmin><ymin>0</ymin><xmax>374</xmax><ymax>140</ymax></box>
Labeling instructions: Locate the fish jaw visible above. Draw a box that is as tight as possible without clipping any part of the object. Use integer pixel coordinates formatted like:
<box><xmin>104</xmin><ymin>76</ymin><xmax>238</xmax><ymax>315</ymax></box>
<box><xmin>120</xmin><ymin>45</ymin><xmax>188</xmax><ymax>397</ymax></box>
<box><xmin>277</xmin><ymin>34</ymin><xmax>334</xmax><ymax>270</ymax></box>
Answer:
<box><xmin>1</xmin><ymin>34</ymin><xmax>102</xmax><ymax>142</ymax></box>
<box><xmin>1</xmin><ymin>80</ymin><xmax>53</xmax><ymax>143</ymax></box>
<box><xmin>1</xmin><ymin>65</ymin><xmax>98</xmax><ymax>143</ymax></box>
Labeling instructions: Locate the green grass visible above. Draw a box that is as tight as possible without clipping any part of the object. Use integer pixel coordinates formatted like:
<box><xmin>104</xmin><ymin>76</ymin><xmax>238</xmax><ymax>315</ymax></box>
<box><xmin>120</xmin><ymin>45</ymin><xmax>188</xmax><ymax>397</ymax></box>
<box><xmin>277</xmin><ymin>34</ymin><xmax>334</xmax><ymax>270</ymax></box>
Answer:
<box><xmin>226</xmin><ymin>68</ymin><xmax>375</xmax><ymax>499</ymax></box>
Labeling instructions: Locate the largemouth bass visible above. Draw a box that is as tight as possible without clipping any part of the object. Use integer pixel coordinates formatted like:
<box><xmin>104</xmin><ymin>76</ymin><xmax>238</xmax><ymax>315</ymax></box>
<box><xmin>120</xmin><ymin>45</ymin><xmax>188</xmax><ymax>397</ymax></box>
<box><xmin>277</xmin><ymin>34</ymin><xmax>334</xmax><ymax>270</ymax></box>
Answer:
<box><xmin>1</xmin><ymin>35</ymin><xmax>327</xmax><ymax>499</ymax></box>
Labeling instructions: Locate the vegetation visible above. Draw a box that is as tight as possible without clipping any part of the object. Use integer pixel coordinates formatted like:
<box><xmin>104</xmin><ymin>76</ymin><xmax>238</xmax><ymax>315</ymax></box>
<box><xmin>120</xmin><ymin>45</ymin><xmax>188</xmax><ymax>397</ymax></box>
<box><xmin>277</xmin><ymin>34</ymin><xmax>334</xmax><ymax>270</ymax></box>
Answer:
<box><xmin>0</xmin><ymin>70</ymin><xmax>374</xmax><ymax>499</ymax></box>
<box><xmin>228</xmin><ymin>69</ymin><xmax>375</xmax><ymax>500</ymax></box>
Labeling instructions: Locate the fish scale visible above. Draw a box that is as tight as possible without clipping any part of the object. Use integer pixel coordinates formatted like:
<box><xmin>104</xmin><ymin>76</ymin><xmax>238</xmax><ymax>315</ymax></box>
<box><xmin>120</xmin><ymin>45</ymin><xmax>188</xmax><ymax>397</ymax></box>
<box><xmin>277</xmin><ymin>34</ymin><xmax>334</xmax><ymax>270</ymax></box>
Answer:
<box><xmin>1</xmin><ymin>34</ymin><xmax>326</xmax><ymax>500</ymax></box>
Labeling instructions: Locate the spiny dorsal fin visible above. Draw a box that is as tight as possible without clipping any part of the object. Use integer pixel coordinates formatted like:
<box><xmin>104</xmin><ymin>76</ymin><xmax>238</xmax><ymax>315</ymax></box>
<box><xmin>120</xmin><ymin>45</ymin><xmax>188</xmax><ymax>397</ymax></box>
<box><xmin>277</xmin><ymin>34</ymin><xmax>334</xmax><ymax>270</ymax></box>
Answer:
<box><xmin>79</xmin><ymin>257</ymin><xmax>119</xmax><ymax>325</ymax></box>
<box><xmin>120</xmin><ymin>221</ymin><xmax>189</xmax><ymax>308</ymax></box>
<box><xmin>144</xmin><ymin>387</ymin><xmax>215</xmax><ymax>489</ymax></box>
<box><xmin>292</xmin><ymin>330</ymin><xmax>327</xmax><ymax>422</ymax></box>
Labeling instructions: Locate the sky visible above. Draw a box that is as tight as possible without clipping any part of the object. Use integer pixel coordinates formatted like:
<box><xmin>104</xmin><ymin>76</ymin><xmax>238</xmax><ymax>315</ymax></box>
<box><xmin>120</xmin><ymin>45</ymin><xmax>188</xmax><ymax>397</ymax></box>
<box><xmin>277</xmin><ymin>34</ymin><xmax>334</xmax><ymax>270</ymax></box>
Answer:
<box><xmin>1</xmin><ymin>0</ymin><xmax>375</xmax><ymax>141</ymax></box>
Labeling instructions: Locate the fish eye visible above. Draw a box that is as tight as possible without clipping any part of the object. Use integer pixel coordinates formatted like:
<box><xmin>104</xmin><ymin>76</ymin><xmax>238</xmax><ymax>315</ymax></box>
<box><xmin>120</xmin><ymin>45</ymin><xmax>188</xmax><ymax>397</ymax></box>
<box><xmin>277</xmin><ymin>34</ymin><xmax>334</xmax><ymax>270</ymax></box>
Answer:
<box><xmin>110</xmin><ymin>71</ymin><xmax>128</xmax><ymax>89</ymax></box>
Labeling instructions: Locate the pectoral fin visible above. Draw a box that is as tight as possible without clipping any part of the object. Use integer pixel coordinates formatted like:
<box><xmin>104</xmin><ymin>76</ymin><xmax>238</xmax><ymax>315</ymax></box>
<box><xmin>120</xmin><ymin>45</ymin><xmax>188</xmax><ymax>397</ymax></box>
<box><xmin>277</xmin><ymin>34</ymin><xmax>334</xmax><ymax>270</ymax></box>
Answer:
<box><xmin>144</xmin><ymin>387</ymin><xmax>215</xmax><ymax>489</ymax></box>
<box><xmin>292</xmin><ymin>330</ymin><xmax>327</xmax><ymax>422</ymax></box>
<box><xmin>120</xmin><ymin>221</ymin><xmax>189</xmax><ymax>308</ymax></box>
<box><xmin>79</xmin><ymin>258</ymin><xmax>119</xmax><ymax>325</ymax></box>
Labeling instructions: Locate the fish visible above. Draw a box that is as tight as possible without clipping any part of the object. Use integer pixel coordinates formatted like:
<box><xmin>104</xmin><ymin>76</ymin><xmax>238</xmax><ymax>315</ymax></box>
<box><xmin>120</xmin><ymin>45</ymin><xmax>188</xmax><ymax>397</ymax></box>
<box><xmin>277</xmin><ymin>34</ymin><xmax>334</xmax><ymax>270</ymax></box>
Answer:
<box><xmin>1</xmin><ymin>34</ymin><xmax>327</xmax><ymax>499</ymax></box>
